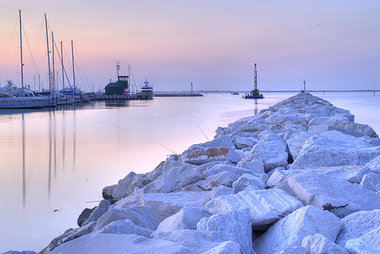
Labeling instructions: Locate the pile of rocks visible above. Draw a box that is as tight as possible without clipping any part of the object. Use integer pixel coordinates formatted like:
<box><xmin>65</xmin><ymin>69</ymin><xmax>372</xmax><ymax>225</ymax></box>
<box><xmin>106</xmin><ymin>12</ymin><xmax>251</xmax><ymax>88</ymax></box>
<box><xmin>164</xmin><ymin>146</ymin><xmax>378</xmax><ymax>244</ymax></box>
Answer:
<box><xmin>14</xmin><ymin>92</ymin><xmax>380</xmax><ymax>254</ymax></box>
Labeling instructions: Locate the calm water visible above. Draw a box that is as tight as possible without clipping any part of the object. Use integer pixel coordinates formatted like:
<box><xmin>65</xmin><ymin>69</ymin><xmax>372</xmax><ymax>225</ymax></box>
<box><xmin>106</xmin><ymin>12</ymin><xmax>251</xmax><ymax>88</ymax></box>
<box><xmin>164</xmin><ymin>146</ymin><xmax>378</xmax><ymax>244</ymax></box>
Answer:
<box><xmin>0</xmin><ymin>92</ymin><xmax>379</xmax><ymax>252</ymax></box>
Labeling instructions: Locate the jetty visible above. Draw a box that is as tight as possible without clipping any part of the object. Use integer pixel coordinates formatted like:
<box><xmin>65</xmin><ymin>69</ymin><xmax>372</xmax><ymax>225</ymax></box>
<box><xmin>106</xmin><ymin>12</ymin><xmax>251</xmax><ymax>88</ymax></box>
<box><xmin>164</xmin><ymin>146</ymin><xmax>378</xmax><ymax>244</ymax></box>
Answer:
<box><xmin>11</xmin><ymin>92</ymin><xmax>380</xmax><ymax>254</ymax></box>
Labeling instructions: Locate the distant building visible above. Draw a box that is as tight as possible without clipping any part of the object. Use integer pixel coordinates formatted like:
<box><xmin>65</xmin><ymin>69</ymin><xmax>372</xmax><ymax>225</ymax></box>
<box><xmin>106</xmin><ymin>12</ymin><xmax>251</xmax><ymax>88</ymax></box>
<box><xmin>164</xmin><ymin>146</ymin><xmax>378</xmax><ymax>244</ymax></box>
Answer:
<box><xmin>105</xmin><ymin>76</ymin><xmax>129</xmax><ymax>95</ymax></box>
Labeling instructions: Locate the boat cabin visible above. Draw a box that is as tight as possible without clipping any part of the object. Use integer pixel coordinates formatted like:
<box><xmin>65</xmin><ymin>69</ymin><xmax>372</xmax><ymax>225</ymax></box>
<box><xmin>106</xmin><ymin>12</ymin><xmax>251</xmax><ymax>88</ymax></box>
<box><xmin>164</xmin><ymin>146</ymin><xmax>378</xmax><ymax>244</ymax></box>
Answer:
<box><xmin>105</xmin><ymin>76</ymin><xmax>129</xmax><ymax>96</ymax></box>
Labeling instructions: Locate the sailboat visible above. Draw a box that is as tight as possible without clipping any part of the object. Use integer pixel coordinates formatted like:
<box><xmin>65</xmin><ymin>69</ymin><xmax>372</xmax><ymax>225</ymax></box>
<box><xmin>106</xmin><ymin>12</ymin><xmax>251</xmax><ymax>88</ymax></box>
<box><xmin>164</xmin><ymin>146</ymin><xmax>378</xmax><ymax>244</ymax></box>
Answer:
<box><xmin>0</xmin><ymin>10</ymin><xmax>49</xmax><ymax>109</ymax></box>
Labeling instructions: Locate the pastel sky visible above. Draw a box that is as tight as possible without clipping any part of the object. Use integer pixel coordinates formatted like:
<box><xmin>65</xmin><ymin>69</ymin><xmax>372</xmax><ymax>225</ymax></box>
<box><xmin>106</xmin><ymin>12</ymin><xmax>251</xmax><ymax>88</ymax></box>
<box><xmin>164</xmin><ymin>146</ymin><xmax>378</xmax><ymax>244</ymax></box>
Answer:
<box><xmin>0</xmin><ymin>0</ymin><xmax>379</xmax><ymax>91</ymax></box>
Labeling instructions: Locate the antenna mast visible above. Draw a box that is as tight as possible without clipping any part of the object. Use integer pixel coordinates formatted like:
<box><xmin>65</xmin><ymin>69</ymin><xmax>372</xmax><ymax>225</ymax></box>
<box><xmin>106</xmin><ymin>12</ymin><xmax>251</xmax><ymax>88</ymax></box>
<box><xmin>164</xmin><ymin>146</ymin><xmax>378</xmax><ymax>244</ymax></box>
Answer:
<box><xmin>116</xmin><ymin>62</ymin><xmax>120</xmax><ymax>78</ymax></box>
<box><xmin>44</xmin><ymin>14</ymin><xmax>51</xmax><ymax>99</ymax></box>
<box><xmin>71</xmin><ymin>40</ymin><xmax>76</xmax><ymax>99</ymax></box>
<box><xmin>19</xmin><ymin>10</ymin><xmax>24</xmax><ymax>95</ymax></box>
<box><xmin>51</xmin><ymin>32</ymin><xmax>55</xmax><ymax>93</ymax></box>
<box><xmin>61</xmin><ymin>41</ymin><xmax>64</xmax><ymax>89</ymax></box>
<box><xmin>254</xmin><ymin>63</ymin><xmax>257</xmax><ymax>91</ymax></box>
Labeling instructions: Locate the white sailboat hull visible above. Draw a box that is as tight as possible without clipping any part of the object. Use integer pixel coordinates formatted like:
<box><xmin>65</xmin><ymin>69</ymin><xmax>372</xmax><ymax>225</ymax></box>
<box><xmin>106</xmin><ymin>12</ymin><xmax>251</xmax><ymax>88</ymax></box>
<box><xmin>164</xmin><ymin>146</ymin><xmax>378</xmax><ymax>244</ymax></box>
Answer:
<box><xmin>0</xmin><ymin>97</ymin><xmax>50</xmax><ymax>109</ymax></box>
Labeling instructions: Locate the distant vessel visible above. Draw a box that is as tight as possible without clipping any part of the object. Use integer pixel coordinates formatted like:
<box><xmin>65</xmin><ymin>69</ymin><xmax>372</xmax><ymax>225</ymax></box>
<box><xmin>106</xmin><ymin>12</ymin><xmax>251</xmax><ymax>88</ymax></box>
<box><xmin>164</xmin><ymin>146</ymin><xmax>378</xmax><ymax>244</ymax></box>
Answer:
<box><xmin>243</xmin><ymin>63</ymin><xmax>264</xmax><ymax>99</ymax></box>
<box><xmin>138</xmin><ymin>79</ymin><xmax>154</xmax><ymax>100</ymax></box>
<box><xmin>0</xmin><ymin>10</ymin><xmax>49</xmax><ymax>109</ymax></box>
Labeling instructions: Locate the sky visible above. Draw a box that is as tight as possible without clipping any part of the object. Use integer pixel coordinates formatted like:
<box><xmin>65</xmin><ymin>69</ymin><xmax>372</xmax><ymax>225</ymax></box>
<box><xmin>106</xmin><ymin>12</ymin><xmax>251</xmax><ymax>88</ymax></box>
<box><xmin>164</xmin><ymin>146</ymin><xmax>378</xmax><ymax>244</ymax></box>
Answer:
<box><xmin>0</xmin><ymin>0</ymin><xmax>379</xmax><ymax>92</ymax></box>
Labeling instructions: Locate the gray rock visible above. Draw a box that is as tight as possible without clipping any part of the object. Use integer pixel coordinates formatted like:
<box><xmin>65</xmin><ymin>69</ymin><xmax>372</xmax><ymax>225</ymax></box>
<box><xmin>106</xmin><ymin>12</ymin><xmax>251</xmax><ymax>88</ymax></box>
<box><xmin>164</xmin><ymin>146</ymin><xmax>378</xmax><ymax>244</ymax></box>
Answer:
<box><xmin>360</xmin><ymin>172</ymin><xmax>380</xmax><ymax>192</ymax></box>
<box><xmin>336</xmin><ymin>209</ymin><xmax>380</xmax><ymax>246</ymax></box>
<box><xmin>49</xmin><ymin>233</ymin><xmax>195</xmax><ymax>254</ymax></box>
<box><xmin>291</xmin><ymin>130</ymin><xmax>380</xmax><ymax>169</ymax></box>
<box><xmin>240</xmin><ymin>131</ymin><xmax>289</xmax><ymax>172</ymax></box>
<box><xmin>97</xmin><ymin>219</ymin><xmax>152</xmax><ymax>237</ymax></box>
<box><xmin>365</xmin><ymin>154</ymin><xmax>380</xmax><ymax>173</ymax></box>
<box><xmin>152</xmin><ymin>206</ymin><xmax>210</xmax><ymax>237</ymax></box>
<box><xmin>206</xmin><ymin>185</ymin><xmax>234</xmax><ymax>202</ymax></box>
<box><xmin>253</xmin><ymin>206</ymin><xmax>342</xmax><ymax>254</ymax></box>
<box><xmin>286</xmin><ymin>131</ymin><xmax>314</xmax><ymax>160</ymax></box>
<box><xmin>2</xmin><ymin>251</ymin><xmax>38</xmax><ymax>254</ymax></box>
<box><xmin>232</xmin><ymin>173</ymin><xmax>266</xmax><ymax>193</ymax></box>
<box><xmin>181</xmin><ymin>136</ymin><xmax>235</xmax><ymax>165</ymax></box>
<box><xmin>266</xmin><ymin>167</ymin><xmax>290</xmax><ymax>188</ymax></box>
<box><xmin>278</xmin><ymin>247</ymin><xmax>307</xmax><ymax>254</ymax></box>
<box><xmin>197</xmin><ymin>209</ymin><xmax>254</xmax><ymax>254</ymax></box>
<box><xmin>77</xmin><ymin>207</ymin><xmax>95</xmax><ymax>227</ymax></box>
<box><xmin>287</xmin><ymin>171</ymin><xmax>380</xmax><ymax>218</ymax></box>
<box><xmin>206</xmin><ymin>188</ymin><xmax>302</xmax><ymax>230</ymax></box>
<box><xmin>301</xmin><ymin>234</ymin><xmax>348</xmax><ymax>254</ymax></box>
<box><xmin>345</xmin><ymin>227</ymin><xmax>380</xmax><ymax>254</ymax></box>
<box><xmin>86</xmin><ymin>199</ymin><xmax>111</xmax><ymax>224</ymax></box>
<box><xmin>93</xmin><ymin>206</ymin><xmax>159</xmax><ymax>231</ymax></box>
<box><xmin>226</xmin><ymin>149</ymin><xmax>244</xmax><ymax>164</ymax></box>
<box><xmin>201</xmin><ymin>241</ymin><xmax>242</xmax><ymax>254</ymax></box>
<box><xmin>236</xmin><ymin>159</ymin><xmax>265</xmax><ymax>175</ymax></box>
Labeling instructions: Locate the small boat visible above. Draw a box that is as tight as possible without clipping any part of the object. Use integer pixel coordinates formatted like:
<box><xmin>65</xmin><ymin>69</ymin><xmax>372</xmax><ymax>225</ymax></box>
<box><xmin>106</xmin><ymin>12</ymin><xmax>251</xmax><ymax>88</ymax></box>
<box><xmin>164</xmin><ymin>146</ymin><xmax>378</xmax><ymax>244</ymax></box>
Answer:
<box><xmin>231</xmin><ymin>92</ymin><xmax>239</xmax><ymax>95</ymax></box>
<box><xmin>0</xmin><ymin>90</ymin><xmax>49</xmax><ymax>109</ymax></box>
<box><xmin>243</xmin><ymin>63</ymin><xmax>264</xmax><ymax>99</ymax></box>
<box><xmin>138</xmin><ymin>79</ymin><xmax>154</xmax><ymax>100</ymax></box>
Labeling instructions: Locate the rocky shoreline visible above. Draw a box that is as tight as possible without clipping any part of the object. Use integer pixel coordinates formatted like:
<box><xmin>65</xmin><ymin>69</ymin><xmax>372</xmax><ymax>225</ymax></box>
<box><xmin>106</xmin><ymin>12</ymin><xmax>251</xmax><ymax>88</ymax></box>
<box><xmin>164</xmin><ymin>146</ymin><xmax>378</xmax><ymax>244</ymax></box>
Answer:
<box><xmin>6</xmin><ymin>92</ymin><xmax>380</xmax><ymax>254</ymax></box>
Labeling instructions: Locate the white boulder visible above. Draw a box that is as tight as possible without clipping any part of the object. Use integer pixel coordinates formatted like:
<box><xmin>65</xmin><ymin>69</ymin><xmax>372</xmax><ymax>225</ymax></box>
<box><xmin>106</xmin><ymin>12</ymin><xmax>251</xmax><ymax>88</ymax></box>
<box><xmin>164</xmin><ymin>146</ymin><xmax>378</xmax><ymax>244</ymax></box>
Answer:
<box><xmin>197</xmin><ymin>208</ymin><xmax>254</xmax><ymax>254</ymax></box>
<box><xmin>181</xmin><ymin>136</ymin><xmax>235</xmax><ymax>165</ymax></box>
<box><xmin>206</xmin><ymin>188</ymin><xmax>302</xmax><ymax>230</ymax></box>
<box><xmin>152</xmin><ymin>206</ymin><xmax>210</xmax><ymax>237</ymax></box>
<box><xmin>301</xmin><ymin>234</ymin><xmax>348</xmax><ymax>254</ymax></box>
<box><xmin>345</xmin><ymin>227</ymin><xmax>380</xmax><ymax>254</ymax></box>
<box><xmin>232</xmin><ymin>173</ymin><xmax>266</xmax><ymax>193</ymax></box>
<box><xmin>287</xmin><ymin>172</ymin><xmax>380</xmax><ymax>218</ymax></box>
<box><xmin>365</xmin><ymin>154</ymin><xmax>380</xmax><ymax>173</ymax></box>
<box><xmin>202</xmin><ymin>241</ymin><xmax>242</xmax><ymax>254</ymax></box>
<box><xmin>360</xmin><ymin>172</ymin><xmax>380</xmax><ymax>192</ymax></box>
<box><xmin>97</xmin><ymin>219</ymin><xmax>152</xmax><ymax>237</ymax></box>
<box><xmin>336</xmin><ymin>209</ymin><xmax>380</xmax><ymax>246</ymax></box>
<box><xmin>253</xmin><ymin>206</ymin><xmax>342</xmax><ymax>254</ymax></box>
<box><xmin>49</xmin><ymin>233</ymin><xmax>195</xmax><ymax>254</ymax></box>
<box><xmin>266</xmin><ymin>167</ymin><xmax>290</xmax><ymax>188</ymax></box>
<box><xmin>240</xmin><ymin>131</ymin><xmax>289</xmax><ymax>172</ymax></box>
<box><xmin>236</xmin><ymin>159</ymin><xmax>265</xmax><ymax>175</ymax></box>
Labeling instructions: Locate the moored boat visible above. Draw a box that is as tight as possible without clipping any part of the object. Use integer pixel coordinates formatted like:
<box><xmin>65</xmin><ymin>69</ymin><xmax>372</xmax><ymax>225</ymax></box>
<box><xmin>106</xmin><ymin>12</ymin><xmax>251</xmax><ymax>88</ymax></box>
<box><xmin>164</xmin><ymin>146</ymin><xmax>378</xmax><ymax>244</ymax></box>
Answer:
<box><xmin>138</xmin><ymin>79</ymin><xmax>154</xmax><ymax>100</ymax></box>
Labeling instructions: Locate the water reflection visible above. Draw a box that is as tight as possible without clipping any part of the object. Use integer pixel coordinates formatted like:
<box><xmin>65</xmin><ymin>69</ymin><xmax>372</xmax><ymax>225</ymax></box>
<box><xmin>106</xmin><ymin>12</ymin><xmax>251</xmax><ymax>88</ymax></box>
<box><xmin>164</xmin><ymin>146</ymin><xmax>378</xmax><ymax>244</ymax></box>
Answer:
<box><xmin>254</xmin><ymin>99</ymin><xmax>258</xmax><ymax>116</ymax></box>
<box><xmin>21</xmin><ymin>113</ymin><xmax>25</xmax><ymax>208</ymax></box>
<box><xmin>105</xmin><ymin>100</ymin><xmax>130</xmax><ymax>108</ymax></box>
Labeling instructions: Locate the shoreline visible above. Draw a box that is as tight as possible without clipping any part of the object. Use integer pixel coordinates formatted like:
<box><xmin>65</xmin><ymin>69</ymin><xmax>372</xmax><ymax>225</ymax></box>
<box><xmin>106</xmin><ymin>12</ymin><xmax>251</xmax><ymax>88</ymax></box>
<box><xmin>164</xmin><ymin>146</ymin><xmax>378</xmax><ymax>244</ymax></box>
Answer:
<box><xmin>6</xmin><ymin>92</ymin><xmax>380</xmax><ymax>254</ymax></box>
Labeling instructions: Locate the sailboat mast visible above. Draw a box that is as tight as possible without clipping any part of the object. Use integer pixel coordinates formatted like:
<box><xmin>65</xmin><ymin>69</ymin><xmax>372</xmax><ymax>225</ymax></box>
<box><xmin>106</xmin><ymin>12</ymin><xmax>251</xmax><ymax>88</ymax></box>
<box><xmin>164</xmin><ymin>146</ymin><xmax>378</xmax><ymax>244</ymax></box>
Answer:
<box><xmin>71</xmin><ymin>40</ymin><xmax>76</xmax><ymax>97</ymax></box>
<box><xmin>51</xmin><ymin>32</ymin><xmax>55</xmax><ymax>93</ymax></box>
<box><xmin>44</xmin><ymin>14</ymin><xmax>51</xmax><ymax>99</ymax></box>
<box><xmin>254</xmin><ymin>63</ymin><xmax>257</xmax><ymax>91</ymax></box>
<box><xmin>19</xmin><ymin>10</ymin><xmax>24</xmax><ymax>95</ymax></box>
<box><xmin>61</xmin><ymin>41</ymin><xmax>64</xmax><ymax>89</ymax></box>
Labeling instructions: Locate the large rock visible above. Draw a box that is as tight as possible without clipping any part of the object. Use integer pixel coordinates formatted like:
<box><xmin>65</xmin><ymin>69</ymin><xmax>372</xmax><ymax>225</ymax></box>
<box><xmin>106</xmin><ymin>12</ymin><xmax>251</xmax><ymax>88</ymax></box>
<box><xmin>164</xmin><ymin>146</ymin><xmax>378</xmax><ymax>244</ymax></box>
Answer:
<box><xmin>360</xmin><ymin>172</ymin><xmax>380</xmax><ymax>192</ymax></box>
<box><xmin>151</xmin><ymin>160</ymin><xmax>203</xmax><ymax>193</ymax></box>
<box><xmin>345</xmin><ymin>227</ymin><xmax>380</xmax><ymax>254</ymax></box>
<box><xmin>97</xmin><ymin>219</ymin><xmax>152</xmax><ymax>237</ymax></box>
<box><xmin>49</xmin><ymin>233</ymin><xmax>195</xmax><ymax>254</ymax></box>
<box><xmin>197</xmin><ymin>209</ymin><xmax>254</xmax><ymax>254</ymax></box>
<box><xmin>152</xmin><ymin>206</ymin><xmax>210</xmax><ymax>237</ymax></box>
<box><xmin>336</xmin><ymin>209</ymin><xmax>380</xmax><ymax>246</ymax></box>
<box><xmin>366</xmin><ymin>154</ymin><xmax>380</xmax><ymax>173</ymax></box>
<box><xmin>291</xmin><ymin>130</ymin><xmax>380</xmax><ymax>169</ymax></box>
<box><xmin>236</xmin><ymin>159</ymin><xmax>265</xmax><ymax>175</ymax></box>
<box><xmin>113</xmin><ymin>191</ymin><xmax>208</xmax><ymax>222</ymax></box>
<box><xmin>206</xmin><ymin>188</ymin><xmax>302</xmax><ymax>230</ymax></box>
<box><xmin>93</xmin><ymin>206</ymin><xmax>159</xmax><ymax>231</ymax></box>
<box><xmin>253</xmin><ymin>206</ymin><xmax>342</xmax><ymax>254</ymax></box>
<box><xmin>181</xmin><ymin>136</ymin><xmax>235</xmax><ymax>165</ymax></box>
<box><xmin>232</xmin><ymin>173</ymin><xmax>266</xmax><ymax>193</ymax></box>
<box><xmin>286</xmin><ymin>132</ymin><xmax>314</xmax><ymax>160</ymax></box>
<box><xmin>201</xmin><ymin>241</ymin><xmax>242</xmax><ymax>254</ymax></box>
<box><xmin>154</xmin><ymin>229</ymin><xmax>219</xmax><ymax>253</ymax></box>
<box><xmin>286</xmin><ymin>171</ymin><xmax>380</xmax><ymax>218</ymax></box>
<box><xmin>266</xmin><ymin>167</ymin><xmax>290</xmax><ymax>188</ymax></box>
<box><xmin>77</xmin><ymin>207</ymin><xmax>96</xmax><ymax>227</ymax></box>
<box><xmin>240</xmin><ymin>131</ymin><xmax>289</xmax><ymax>172</ymax></box>
<box><xmin>85</xmin><ymin>199</ymin><xmax>111</xmax><ymax>224</ymax></box>
<box><xmin>3</xmin><ymin>251</ymin><xmax>38</xmax><ymax>254</ymax></box>
<box><xmin>301</xmin><ymin>234</ymin><xmax>348</xmax><ymax>254</ymax></box>
<box><xmin>102</xmin><ymin>172</ymin><xmax>138</xmax><ymax>201</ymax></box>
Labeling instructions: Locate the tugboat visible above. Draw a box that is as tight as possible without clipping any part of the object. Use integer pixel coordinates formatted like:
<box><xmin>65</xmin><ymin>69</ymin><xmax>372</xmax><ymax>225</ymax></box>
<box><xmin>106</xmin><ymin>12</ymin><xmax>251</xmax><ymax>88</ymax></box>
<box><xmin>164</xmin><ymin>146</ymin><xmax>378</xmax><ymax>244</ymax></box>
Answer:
<box><xmin>243</xmin><ymin>63</ymin><xmax>264</xmax><ymax>99</ymax></box>
<box><xmin>138</xmin><ymin>79</ymin><xmax>154</xmax><ymax>100</ymax></box>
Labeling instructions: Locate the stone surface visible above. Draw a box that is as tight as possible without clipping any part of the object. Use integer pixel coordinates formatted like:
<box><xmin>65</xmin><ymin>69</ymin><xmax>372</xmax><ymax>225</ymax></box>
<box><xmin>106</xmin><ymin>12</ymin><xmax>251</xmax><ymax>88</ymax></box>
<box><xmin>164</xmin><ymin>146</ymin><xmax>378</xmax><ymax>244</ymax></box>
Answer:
<box><xmin>102</xmin><ymin>172</ymin><xmax>138</xmax><ymax>201</ymax></box>
<box><xmin>181</xmin><ymin>136</ymin><xmax>235</xmax><ymax>165</ymax></box>
<box><xmin>93</xmin><ymin>206</ymin><xmax>159</xmax><ymax>232</ymax></box>
<box><xmin>301</xmin><ymin>234</ymin><xmax>348</xmax><ymax>254</ymax></box>
<box><xmin>49</xmin><ymin>233</ymin><xmax>195</xmax><ymax>254</ymax></box>
<box><xmin>97</xmin><ymin>219</ymin><xmax>152</xmax><ymax>237</ymax></box>
<box><xmin>291</xmin><ymin>131</ymin><xmax>380</xmax><ymax>169</ymax></box>
<box><xmin>226</xmin><ymin>149</ymin><xmax>244</xmax><ymax>164</ymax></box>
<box><xmin>152</xmin><ymin>206</ymin><xmax>210</xmax><ymax>237</ymax></box>
<box><xmin>2</xmin><ymin>252</ymin><xmax>38</xmax><ymax>254</ymax></box>
<box><xmin>206</xmin><ymin>189</ymin><xmax>302</xmax><ymax>230</ymax></box>
<box><xmin>201</xmin><ymin>241</ymin><xmax>242</xmax><ymax>254</ymax></box>
<box><xmin>266</xmin><ymin>167</ymin><xmax>290</xmax><ymax>188</ymax></box>
<box><xmin>336</xmin><ymin>209</ymin><xmax>380</xmax><ymax>246</ymax></box>
<box><xmin>113</xmin><ymin>191</ymin><xmax>208</xmax><ymax>222</ymax></box>
<box><xmin>203</xmin><ymin>164</ymin><xmax>254</xmax><ymax>178</ymax></box>
<box><xmin>286</xmin><ymin>131</ymin><xmax>314</xmax><ymax>160</ymax></box>
<box><xmin>240</xmin><ymin>131</ymin><xmax>289</xmax><ymax>172</ymax></box>
<box><xmin>366</xmin><ymin>154</ymin><xmax>380</xmax><ymax>173</ymax></box>
<box><xmin>232</xmin><ymin>173</ymin><xmax>265</xmax><ymax>193</ymax></box>
<box><xmin>152</xmin><ymin>160</ymin><xmax>203</xmax><ymax>193</ymax></box>
<box><xmin>278</xmin><ymin>247</ymin><xmax>307</xmax><ymax>254</ymax></box>
<box><xmin>253</xmin><ymin>206</ymin><xmax>342</xmax><ymax>254</ymax></box>
<box><xmin>77</xmin><ymin>207</ymin><xmax>95</xmax><ymax>227</ymax></box>
<box><xmin>85</xmin><ymin>200</ymin><xmax>111</xmax><ymax>224</ymax></box>
<box><xmin>197</xmin><ymin>208</ymin><xmax>254</xmax><ymax>254</ymax></box>
<box><xmin>344</xmin><ymin>227</ymin><xmax>380</xmax><ymax>254</ymax></box>
<box><xmin>236</xmin><ymin>159</ymin><xmax>265</xmax><ymax>175</ymax></box>
<box><xmin>287</xmin><ymin>171</ymin><xmax>380</xmax><ymax>217</ymax></box>
<box><xmin>360</xmin><ymin>172</ymin><xmax>380</xmax><ymax>192</ymax></box>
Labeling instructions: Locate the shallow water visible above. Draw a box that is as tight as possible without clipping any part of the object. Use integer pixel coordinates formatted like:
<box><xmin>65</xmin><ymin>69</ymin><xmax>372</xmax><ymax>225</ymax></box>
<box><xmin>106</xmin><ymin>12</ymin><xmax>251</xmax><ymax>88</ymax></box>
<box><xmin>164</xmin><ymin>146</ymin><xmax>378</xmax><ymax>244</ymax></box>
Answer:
<box><xmin>0</xmin><ymin>92</ymin><xmax>379</xmax><ymax>252</ymax></box>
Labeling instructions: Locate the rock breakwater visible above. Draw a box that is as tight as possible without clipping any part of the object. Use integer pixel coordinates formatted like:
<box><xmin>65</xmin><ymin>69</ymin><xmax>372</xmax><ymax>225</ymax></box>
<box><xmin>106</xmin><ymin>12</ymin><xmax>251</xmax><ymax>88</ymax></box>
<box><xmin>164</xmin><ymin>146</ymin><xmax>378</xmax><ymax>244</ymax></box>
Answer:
<box><xmin>7</xmin><ymin>92</ymin><xmax>380</xmax><ymax>254</ymax></box>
